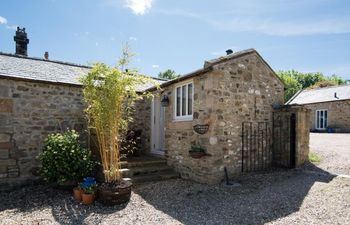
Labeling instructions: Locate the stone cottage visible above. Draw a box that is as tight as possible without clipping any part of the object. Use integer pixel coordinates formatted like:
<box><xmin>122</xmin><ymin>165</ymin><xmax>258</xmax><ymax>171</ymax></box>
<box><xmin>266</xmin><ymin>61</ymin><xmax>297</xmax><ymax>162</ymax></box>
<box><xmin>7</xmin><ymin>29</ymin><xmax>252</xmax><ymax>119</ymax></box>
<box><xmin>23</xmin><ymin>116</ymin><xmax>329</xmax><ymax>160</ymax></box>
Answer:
<box><xmin>143</xmin><ymin>49</ymin><xmax>309</xmax><ymax>183</ymax></box>
<box><xmin>287</xmin><ymin>84</ymin><xmax>350</xmax><ymax>132</ymax></box>
<box><xmin>1</xmin><ymin>28</ymin><xmax>309</xmax><ymax>188</ymax></box>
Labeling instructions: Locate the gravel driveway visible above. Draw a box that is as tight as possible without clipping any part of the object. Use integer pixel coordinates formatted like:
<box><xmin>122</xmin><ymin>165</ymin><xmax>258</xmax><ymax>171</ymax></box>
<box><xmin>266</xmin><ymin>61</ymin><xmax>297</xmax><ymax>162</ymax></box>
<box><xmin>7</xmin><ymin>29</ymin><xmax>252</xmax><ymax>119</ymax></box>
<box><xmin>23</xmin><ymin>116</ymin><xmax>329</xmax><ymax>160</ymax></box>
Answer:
<box><xmin>1</xmin><ymin>170</ymin><xmax>349</xmax><ymax>225</ymax></box>
<box><xmin>310</xmin><ymin>133</ymin><xmax>350</xmax><ymax>175</ymax></box>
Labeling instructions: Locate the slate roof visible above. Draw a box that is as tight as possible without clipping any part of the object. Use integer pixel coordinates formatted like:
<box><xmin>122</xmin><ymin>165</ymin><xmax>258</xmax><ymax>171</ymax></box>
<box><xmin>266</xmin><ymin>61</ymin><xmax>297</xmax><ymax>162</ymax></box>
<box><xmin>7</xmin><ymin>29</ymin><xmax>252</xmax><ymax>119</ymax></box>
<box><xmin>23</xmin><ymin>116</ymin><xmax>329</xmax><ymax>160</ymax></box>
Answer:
<box><xmin>0</xmin><ymin>52</ymin><xmax>165</xmax><ymax>91</ymax></box>
<box><xmin>286</xmin><ymin>84</ymin><xmax>350</xmax><ymax>105</ymax></box>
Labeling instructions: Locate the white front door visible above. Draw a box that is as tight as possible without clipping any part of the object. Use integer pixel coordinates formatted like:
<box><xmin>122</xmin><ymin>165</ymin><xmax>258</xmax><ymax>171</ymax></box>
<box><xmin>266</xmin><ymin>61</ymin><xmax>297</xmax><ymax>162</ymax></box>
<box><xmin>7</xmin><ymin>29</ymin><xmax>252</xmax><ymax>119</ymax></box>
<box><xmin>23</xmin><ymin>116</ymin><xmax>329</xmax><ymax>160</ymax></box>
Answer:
<box><xmin>151</xmin><ymin>97</ymin><xmax>165</xmax><ymax>155</ymax></box>
<box><xmin>316</xmin><ymin>109</ymin><xmax>328</xmax><ymax>130</ymax></box>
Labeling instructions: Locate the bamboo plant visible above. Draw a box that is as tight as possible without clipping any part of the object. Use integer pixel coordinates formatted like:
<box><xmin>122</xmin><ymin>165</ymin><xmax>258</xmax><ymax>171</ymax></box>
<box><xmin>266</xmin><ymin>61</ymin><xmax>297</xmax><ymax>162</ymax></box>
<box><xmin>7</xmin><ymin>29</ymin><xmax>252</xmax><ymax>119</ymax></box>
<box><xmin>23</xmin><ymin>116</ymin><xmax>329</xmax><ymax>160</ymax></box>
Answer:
<box><xmin>80</xmin><ymin>47</ymin><xmax>157</xmax><ymax>183</ymax></box>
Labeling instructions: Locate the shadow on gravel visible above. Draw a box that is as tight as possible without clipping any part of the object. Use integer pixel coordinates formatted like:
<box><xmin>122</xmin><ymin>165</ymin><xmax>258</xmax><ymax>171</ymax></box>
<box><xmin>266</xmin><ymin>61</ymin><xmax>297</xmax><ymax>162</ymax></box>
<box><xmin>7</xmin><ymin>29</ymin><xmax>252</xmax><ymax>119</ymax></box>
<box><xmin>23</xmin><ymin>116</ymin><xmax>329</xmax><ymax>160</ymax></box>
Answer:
<box><xmin>134</xmin><ymin>166</ymin><xmax>335</xmax><ymax>225</ymax></box>
<box><xmin>0</xmin><ymin>185</ymin><xmax>128</xmax><ymax>225</ymax></box>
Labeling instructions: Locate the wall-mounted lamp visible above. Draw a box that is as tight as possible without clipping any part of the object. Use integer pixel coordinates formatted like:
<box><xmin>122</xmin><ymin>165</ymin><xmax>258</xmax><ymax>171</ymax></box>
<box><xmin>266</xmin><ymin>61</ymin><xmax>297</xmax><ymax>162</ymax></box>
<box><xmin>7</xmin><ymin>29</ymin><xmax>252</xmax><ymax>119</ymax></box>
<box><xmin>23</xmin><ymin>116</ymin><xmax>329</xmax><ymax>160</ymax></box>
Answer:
<box><xmin>161</xmin><ymin>95</ymin><xmax>169</xmax><ymax>107</ymax></box>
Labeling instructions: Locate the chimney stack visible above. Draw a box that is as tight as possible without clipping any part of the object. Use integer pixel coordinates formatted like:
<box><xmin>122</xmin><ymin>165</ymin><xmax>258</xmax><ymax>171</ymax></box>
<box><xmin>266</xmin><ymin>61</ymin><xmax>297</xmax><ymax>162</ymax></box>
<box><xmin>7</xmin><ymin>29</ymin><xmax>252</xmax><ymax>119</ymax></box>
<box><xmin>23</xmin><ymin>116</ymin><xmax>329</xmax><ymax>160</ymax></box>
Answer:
<box><xmin>44</xmin><ymin>51</ymin><xmax>49</xmax><ymax>60</ymax></box>
<box><xmin>14</xmin><ymin>27</ymin><xmax>29</xmax><ymax>56</ymax></box>
<box><xmin>226</xmin><ymin>49</ymin><xmax>233</xmax><ymax>55</ymax></box>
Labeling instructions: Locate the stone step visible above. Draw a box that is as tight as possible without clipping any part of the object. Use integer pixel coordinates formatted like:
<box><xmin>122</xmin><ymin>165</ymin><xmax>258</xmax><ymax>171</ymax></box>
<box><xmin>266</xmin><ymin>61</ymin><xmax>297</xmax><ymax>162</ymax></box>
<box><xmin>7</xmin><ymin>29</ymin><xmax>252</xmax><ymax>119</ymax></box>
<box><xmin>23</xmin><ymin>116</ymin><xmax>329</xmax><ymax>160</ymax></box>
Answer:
<box><xmin>123</xmin><ymin>170</ymin><xmax>180</xmax><ymax>184</ymax></box>
<box><xmin>120</xmin><ymin>165</ymin><xmax>173</xmax><ymax>177</ymax></box>
<box><xmin>121</xmin><ymin>158</ymin><xmax>167</xmax><ymax>168</ymax></box>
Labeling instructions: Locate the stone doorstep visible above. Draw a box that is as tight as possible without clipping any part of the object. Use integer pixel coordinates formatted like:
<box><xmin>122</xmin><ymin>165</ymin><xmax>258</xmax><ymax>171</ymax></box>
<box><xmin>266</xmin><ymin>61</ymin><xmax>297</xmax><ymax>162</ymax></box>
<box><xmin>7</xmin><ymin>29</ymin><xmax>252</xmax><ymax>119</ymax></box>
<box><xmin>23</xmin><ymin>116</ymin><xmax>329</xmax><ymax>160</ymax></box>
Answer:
<box><xmin>120</xmin><ymin>156</ymin><xmax>179</xmax><ymax>184</ymax></box>
<box><xmin>120</xmin><ymin>165</ymin><xmax>174</xmax><ymax>178</ymax></box>
<box><xmin>122</xmin><ymin>159</ymin><xmax>167</xmax><ymax>168</ymax></box>
<box><xmin>123</xmin><ymin>170</ymin><xmax>180</xmax><ymax>184</ymax></box>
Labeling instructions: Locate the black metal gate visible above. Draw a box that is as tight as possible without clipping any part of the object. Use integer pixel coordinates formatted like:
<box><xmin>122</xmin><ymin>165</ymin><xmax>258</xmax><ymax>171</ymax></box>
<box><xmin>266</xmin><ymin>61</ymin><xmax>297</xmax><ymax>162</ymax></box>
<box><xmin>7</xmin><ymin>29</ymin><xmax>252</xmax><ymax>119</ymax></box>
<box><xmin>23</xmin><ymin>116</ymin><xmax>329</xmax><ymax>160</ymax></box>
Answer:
<box><xmin>241</xmin><ymin>122</ymin><xmax>272</xmax><ymax>172</ymax></box>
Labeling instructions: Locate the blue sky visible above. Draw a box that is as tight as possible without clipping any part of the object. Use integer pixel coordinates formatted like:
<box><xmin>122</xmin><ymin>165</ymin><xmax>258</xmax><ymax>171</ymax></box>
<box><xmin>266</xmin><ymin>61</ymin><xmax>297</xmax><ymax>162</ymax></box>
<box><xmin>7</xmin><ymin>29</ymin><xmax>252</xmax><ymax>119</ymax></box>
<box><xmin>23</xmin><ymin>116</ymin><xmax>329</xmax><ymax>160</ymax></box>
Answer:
<box><xmin>1</xmin><ymin>0</ymin><xmax>350</xmax><ymax>79</ymax></box>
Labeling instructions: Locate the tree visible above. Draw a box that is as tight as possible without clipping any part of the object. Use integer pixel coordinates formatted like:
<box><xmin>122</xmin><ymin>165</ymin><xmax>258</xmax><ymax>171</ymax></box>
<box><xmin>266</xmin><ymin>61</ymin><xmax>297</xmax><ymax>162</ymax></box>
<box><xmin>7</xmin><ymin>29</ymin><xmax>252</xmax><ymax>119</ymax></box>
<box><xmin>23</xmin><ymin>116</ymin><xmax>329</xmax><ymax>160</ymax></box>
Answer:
<box><xmin>328</xmin><ymin>74</ymin><xmax>347</xmax><ymax>85</ymax></box>
<box><xmin>295</xmin><ymin>72</ymin><xmax>326</xmax><ymax>89</ymax></box>
<box><xmin>80</xmin><ymin>46</ymin><xmax>158</xmax><ymax>183</ymax></box>
<box><xmin>158</xmin><ymin>69</ymin><xmax>180</xmax><ymax>80</ymax></box>
<box><xmin>309</xmin><ymin>80</ymin><xmax>338</xmax><ymax>89</ymax></box>
<box><xmin>277</xmin><ymin>70</ymin><xmax>302</xmax><ymax>102</ymax></box>
<box><xmin>277</xmin><ymin>70</ymin><xmax>347</xmax><ymax>102</ymax></box>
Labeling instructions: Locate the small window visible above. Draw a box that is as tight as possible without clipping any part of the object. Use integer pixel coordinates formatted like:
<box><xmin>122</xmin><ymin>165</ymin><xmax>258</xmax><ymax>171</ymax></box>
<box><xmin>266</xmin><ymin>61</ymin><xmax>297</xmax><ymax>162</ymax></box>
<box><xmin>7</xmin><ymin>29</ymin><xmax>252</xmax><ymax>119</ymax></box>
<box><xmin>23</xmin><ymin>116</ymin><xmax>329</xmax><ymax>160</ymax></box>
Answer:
<box><xmin>316</xmin><ymin>109</ymin><xmax>328</xmax><ymax>130</ymax></box>
<box><xmin>174</xmin><ymin>81</ymin><xmax>193</xmax><ymax>120</ymax></box>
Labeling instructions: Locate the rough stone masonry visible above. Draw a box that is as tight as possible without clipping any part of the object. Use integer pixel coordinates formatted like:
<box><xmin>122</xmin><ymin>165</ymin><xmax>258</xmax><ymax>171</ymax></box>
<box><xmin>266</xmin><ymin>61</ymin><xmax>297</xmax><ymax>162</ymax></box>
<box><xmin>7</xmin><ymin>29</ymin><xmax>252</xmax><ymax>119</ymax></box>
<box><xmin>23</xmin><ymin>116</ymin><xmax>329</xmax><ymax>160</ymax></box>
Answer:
<box><xmin>0</xmin><ymin>78</ymin><xmax>87</xmax><ymax>189</ymax></box>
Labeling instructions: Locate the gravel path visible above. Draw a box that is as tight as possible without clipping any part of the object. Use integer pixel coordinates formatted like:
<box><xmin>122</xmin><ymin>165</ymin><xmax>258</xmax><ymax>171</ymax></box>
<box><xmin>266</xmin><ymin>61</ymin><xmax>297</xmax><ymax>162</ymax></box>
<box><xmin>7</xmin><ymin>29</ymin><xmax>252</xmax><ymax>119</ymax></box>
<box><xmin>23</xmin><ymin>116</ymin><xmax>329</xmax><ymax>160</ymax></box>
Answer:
<box><xmin>309</xmin><ymin>133</ymin><xmax>350</xmax><ymax>175</ymax></box>
<box><xmin>1</xmin><ymin>170</ymin><xmax>349</xmax><ymax>225</ymax></box>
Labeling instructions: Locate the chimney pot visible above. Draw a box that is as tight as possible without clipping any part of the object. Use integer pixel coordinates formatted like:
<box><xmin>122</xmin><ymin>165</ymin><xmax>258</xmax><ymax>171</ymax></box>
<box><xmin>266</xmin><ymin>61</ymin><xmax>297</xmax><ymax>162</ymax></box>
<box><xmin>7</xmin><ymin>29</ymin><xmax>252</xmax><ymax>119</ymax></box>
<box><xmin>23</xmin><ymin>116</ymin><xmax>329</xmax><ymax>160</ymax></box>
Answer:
<box><xmin>44</xmin><ymin>52</ymin><xmax>49</xmax><ymax>60</ymax></box>
<box><xmin>226</xmin><ymin>49</ymin><xmax>233</xmax><ymax>55</ymax></box>
<box><xmin>14</xmin><ymin>27</ymin><xmax>29</xmax><ymax>56</ymax></box>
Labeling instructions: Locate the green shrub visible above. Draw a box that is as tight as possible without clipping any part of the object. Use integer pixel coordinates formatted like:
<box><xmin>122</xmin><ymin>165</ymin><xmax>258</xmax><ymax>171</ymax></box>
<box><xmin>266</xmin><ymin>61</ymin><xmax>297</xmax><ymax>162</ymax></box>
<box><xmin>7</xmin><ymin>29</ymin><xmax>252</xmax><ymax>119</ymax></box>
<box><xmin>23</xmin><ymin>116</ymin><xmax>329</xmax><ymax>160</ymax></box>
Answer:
<box><xmin>309</xmin><ymin>152</ymin><xmax>321</xmax><ymax>163</ymax></box>
<box><xmin>39</xmin><ymin>130</ymin><xmax>96</xmax><ymax>183</ymax></box>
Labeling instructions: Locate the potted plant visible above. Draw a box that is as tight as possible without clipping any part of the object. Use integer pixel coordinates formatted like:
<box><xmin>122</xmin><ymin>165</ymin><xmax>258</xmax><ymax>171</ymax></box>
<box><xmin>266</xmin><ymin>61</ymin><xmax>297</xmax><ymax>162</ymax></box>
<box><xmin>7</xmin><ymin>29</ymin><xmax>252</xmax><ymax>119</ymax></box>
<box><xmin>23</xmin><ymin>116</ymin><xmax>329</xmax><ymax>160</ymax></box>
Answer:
<box><xmin>73</xmin><ymin>185</ymin><xmax>83</xmax><ymax>201</ymax></box>
<box><xmin>80</xmin><ymin>177</ymin><xmax>97</xmax><ymax>205</ymax></box>
<box><xmin>189</xmin><ymin>145</ymin><xmax>207</xmax><ymax>158</ymax></box>
<box><xmin>80</xmin><ymin>45</ymin><xmax>158</xmax><ymax>206</ymax></box>
<box><xmin>39</xmin><ymin>130</ymin><xmax>97</xmax><ymax>190</ymax></box>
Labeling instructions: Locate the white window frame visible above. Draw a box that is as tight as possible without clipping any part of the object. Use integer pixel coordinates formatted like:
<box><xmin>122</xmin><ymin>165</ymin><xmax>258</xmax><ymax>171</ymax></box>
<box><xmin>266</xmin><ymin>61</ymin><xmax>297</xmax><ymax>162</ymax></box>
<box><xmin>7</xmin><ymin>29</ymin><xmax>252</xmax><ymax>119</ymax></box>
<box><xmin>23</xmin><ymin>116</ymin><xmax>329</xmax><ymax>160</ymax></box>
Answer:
<box><xmin>174</xmin><ymin>80</ymin><xmax>193</xmax><ymax>121</ymax></box>
<box><xmin>315</xmin><ymin>109</ymin><xmax>328</xmax><ymax>130</ymax></box>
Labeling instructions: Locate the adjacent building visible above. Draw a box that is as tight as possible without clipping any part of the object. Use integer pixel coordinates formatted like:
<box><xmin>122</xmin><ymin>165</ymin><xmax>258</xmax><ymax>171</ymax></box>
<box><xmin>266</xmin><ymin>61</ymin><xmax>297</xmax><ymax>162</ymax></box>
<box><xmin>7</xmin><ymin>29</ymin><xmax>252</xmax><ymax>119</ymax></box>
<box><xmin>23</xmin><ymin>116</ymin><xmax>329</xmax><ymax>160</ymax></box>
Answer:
<box><xmin>287</xmin><ymin>84</ymin><xmax>350</xmax><ymax>132</ymax></box>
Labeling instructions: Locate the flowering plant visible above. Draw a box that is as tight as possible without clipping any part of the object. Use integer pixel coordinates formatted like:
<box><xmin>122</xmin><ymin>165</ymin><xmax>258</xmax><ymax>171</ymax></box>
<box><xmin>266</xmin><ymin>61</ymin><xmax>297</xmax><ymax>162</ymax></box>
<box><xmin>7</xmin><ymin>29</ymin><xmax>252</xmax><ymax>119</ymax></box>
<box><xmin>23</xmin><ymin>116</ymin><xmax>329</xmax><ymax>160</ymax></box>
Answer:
<box><xmin>79</xmin><ymin>177</ymin><xmax>97</xmax><ymax>194</ymax></box>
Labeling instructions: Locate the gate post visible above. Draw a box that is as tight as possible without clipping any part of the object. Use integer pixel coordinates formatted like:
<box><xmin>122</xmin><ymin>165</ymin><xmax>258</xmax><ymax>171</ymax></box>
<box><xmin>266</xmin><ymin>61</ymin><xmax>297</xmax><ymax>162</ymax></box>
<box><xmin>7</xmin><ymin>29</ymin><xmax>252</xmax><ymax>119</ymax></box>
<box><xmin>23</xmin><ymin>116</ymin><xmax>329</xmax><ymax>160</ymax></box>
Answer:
<box><xmin>273</xmin><ymin>105</ymin><xmax>310</xmax><ymax>168</ymax></box>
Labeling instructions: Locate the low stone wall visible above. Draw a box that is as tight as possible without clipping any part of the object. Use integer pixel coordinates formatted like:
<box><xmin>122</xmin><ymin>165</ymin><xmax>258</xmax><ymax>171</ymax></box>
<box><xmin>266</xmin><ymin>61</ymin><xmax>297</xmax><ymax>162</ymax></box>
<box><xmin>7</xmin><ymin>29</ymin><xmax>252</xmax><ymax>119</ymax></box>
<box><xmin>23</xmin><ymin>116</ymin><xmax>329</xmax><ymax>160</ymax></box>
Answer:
<box><xmin>0</xmin><ymin>78</ymin><xmax>87</xmax><ymax>189</ymax></box>
<box><xmin>304</xmin><ymin>100</ymin><xmax>350</xmax><ymax>132</ymax></box>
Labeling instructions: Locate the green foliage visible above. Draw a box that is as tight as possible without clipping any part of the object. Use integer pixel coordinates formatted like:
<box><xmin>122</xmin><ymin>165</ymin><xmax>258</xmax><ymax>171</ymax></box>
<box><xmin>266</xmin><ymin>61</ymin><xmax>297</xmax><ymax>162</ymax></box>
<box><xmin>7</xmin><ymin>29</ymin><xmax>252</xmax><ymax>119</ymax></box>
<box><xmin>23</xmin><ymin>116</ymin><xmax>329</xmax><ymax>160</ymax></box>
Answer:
<box><xmin>328</xmin><ymin>74</ymin><xmax>347</xmax><ymax>85</ymax></box>
<box><xmin>295</xmin><ymin>71</ymin><xmax>326</xmax><ymax>89</ymax></box>
<box><xmin>39</xmin><ymin>130</ymin><xmax>96</xmax><ymax>183</ymax></box>
<box><xmin>277</xmin><ymin>70</ymin><xmax>347</xmax><ymax>102</ymax></box>
<box><xmin>277</xmin><ymin>71</ymin><xmax>302</xmax><ymax>102</ymax></box>
<box><xmin>308</xmin><ymin>80</ymin><xmax>338</xmax><ymax>89</ymax></box>
<box><xmin>158</xmin><ymin>69</ymin><xmax>180</xmax><ymax>80</ymax></box>
<box><xmin>190</xmin><ymin>145</ymin><xmax>206</xmax><ymax>153</ymax></box>
<box><xmin>309</xmin><ymin>152</ymin><xmax>321</xmax><ymax>163</ymax></box>
<box><xmin>80</xmin><ymin>46</ymin><xmax>159</xmax><ymax>183</ymax></box>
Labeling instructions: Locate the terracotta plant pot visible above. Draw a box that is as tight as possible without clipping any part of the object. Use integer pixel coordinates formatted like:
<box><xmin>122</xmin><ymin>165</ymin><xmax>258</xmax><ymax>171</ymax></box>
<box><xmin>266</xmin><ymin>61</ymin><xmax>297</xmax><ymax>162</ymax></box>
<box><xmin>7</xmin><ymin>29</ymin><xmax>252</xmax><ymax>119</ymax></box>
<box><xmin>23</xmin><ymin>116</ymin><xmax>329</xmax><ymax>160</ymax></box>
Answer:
<box><xmin>73</xmin><ymin>187</ymin><xmax>83</xmax><ymax>201</ymax></box>
<box><xmin>97</xmin><ymin>180</ymin><xmax>132</xmax><ymax>206</ymax></box>
<box><xmin>82</xmin><ymin>193</ymin><xmax>95</xmax><ymax>205</ymax></box>
<box><xmin>189</xmin><ymin>152</ymin><xmax>206</xmax><ymax>159</ymax></box>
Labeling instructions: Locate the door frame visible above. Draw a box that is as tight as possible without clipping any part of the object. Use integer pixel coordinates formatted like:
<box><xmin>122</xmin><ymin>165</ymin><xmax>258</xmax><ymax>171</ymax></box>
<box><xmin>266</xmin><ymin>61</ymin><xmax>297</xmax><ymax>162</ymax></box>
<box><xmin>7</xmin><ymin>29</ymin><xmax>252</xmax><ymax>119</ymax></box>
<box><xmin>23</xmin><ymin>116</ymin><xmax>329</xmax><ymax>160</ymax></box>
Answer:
<box><xmin>150</xmin><ymin>96</ymin><xmax>165</xmax><ymax>156</ymax></box>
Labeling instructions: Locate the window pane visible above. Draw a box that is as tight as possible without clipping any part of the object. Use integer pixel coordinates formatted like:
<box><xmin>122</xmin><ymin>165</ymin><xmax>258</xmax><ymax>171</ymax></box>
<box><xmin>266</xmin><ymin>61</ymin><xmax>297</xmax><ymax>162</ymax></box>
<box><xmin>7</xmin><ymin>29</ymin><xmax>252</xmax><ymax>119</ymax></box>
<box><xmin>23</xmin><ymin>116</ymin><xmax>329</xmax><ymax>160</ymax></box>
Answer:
<box><xmin>325</xmin><ymin>110</ymin><xmax>328</xmax><ymax>128</ymax></box>
<box><xmin>320</xmin><ymin>111</ymin><xmax>324</xmax><ymax>129</ymax></box>
<box><xmin>176</xmin><ymin>87</ymin><xmax>181</xmax><ymax>116</ymax></box>
<box><xmin>182</xmin><ymin>85</ymin><xmax>187</xmax><ymax>116</ymax></box>
<box><xmin>188</xmin><ymin>83</ymin><xmax>193</xmax><ymax>115</ymax></box>
<box><xmin>316</xmin><ymin>111</ymin><xmax>320</xmax><ymax>128</ymax></box>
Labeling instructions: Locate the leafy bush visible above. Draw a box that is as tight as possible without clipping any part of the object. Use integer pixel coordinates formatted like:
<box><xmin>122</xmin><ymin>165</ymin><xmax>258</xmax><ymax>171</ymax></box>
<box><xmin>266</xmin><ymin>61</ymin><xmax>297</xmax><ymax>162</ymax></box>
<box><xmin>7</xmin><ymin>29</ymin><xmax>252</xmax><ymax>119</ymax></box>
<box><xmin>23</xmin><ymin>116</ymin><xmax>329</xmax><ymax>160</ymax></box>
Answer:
<box><xmin>39</xmin><ymin>130</ymin><xmax>96</xmax><ymax>183</ymax></box>
<box><xmin>309</xmin><ymin>152</ymin><xmax>321</xmax><ymax>163</ymax></box>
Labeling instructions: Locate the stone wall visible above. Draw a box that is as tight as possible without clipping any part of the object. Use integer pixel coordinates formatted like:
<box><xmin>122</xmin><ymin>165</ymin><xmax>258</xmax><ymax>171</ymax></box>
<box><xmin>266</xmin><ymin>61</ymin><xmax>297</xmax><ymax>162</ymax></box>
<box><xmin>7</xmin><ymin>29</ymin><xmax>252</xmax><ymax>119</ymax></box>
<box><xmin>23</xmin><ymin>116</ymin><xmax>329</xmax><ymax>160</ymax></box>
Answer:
<box><xmin>0</xmin><ymin>78</ymin><xmax>86</xmax><ymax>189</ymax></box>
<box><xmin>303</xmin><ymin>100</ymin><xmax>350</xmax><ymax>132</ymax></box>
<box><xmin>273</xmin><ymin>106</ymin><xmax>310</xmax><ymax>168</ymax></box>
<box><xmin>129</xmin><ymin>98</ymin><xmax>152</xmax><ymax>154</ymax></box>
<box><xmin>164</xmin><ymin>52</ymin><xmax>284</xmax><ymax>184</ymax></box>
